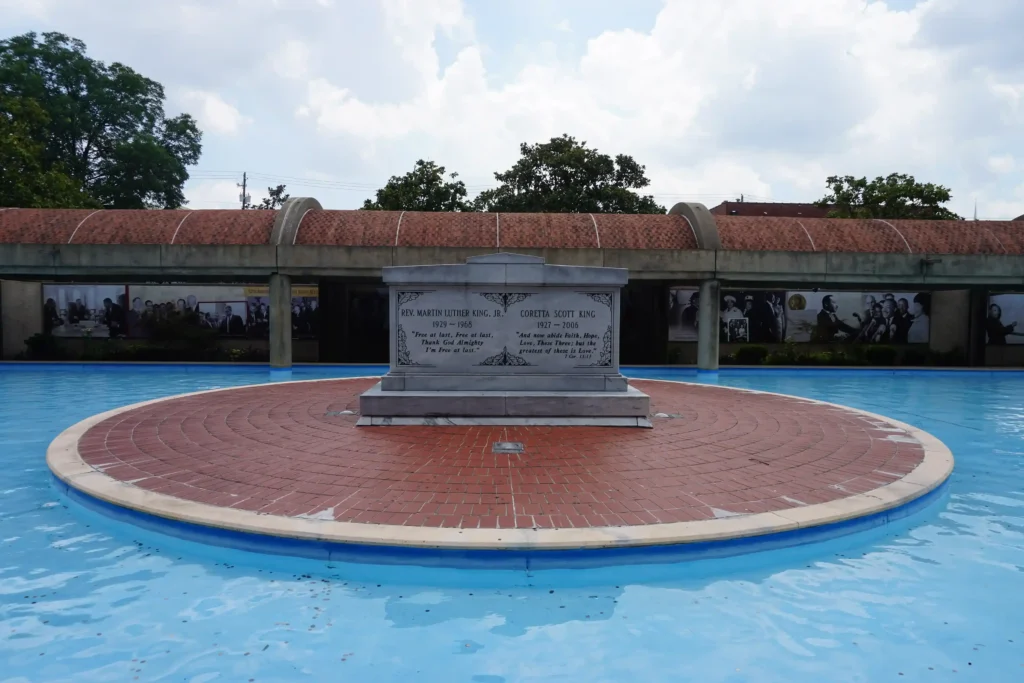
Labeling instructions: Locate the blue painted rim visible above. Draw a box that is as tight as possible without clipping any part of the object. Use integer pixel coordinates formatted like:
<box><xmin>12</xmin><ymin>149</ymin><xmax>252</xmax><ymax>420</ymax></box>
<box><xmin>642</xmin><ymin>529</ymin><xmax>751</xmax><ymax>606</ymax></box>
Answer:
<box><xmin>50</xmin><ymin>471</ymin><xmax>950</xmax><ymax>571</ymax></box>
<box><xmin>3</xmin><ymin>361</ymin><xmax>1021</xmax><ymax>378</ymax></box>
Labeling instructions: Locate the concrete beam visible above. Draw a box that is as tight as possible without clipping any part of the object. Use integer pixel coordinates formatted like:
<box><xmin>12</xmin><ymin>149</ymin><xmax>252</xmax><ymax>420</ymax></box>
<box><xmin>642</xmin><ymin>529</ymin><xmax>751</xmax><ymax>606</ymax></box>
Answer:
<box><xmin>602</xmin><ymin>248</ymin><xmax>716</xmax><ymax>280</ymax></box>
<box><xmin>2</xmin><ymin>244</ymin><xmax>1024</xmax><ymax>287</ymax></box>
<box><xmin>277</xmin><ymin>245</ymin><xmax>393</xmax><ymax>276</ymax></box>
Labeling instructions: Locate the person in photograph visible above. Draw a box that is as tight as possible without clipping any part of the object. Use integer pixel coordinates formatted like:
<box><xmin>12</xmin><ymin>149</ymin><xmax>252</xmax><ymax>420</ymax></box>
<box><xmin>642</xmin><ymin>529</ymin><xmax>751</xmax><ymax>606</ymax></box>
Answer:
<box><xmin>295</xmin><ymin>298</ymin><xmax>317</xmax><ymax>336</ymax></box>
<box><xmin>186</xmin><ymin>294</ymin><xmax>200</xmax><ymax>315</ymax></box>
<box><xmin>855</xmin><ymin>303</ymin><xmax>884</xmax><ymax>343</ymax></box>
<box><xmin>247</xmin><ymin>299</ymin><xmax>259</xmax><ymax>325</ymax></box>
<box><xmin>68</xmin><ymin>297</ymin><xmax>87</xmax><ymax>324</ymax></box>
<box><xmin>986</xmin><ymin>304</ymin><xmax>1022</xmax><ymax>344</ymax></box>
<box><xmin>669</xmin><ymin>290</ymin><xmax>698</xmax><ymax>330</ymax></box>
<box><xmin>891</xmin><ymin>297</ymin><xmax>912</xmax><ymax>344</ymax></box>
<box><xmin>815</xmin><ymin>295</ymin><xmax>859</xmax><ymax>342</ymax></box>
<box><xmin>720</xmin><ymin>294</ymin><xmax>744</xmax><ymax>342</ymax></box>
<box><xmin>746</xmin><ymin>292</ymin><xmax>780</xmax><ymax>343</ymax></box>
<box><xmin>291</xmin><ymin>302</ymin><xmax>303</xmax><ymax>335</ymax></box>
<box><xmin>721</xmin><ymin>295</ymin><xmax>743</xmax><ymax>320</ymax></box>
<box><xmin>112</xmin><ymin>293</ymin><xmax>128</xmax><ymax>337</ymax></box>
<box><xmin>307</xmin><ymin>298</ymin><xmax>319</xmax><ymax>336</ymax></box>
<box><xmin>768</xmin><ymin>293</ymin><xmax>787</xmax><ymax>342</ymax></box>
<box><xmin>101</xmin><ymin>297</ymin><xmax>125</xmax><ymax>336</ymax></box>
<box><xmin>861</xmin><ymin>295</ymin><xmax>877</xmax><ymax>324</ymax></box>
<box><xmin>219</xmin><ymin>304</ymin><xmax>246</xmax><ymax>335</ymax></box>
<box><xmin>43</xmin><ymin>297</ymin><xmax>63</xmax><ymax>334</ymax></box>
<box><xmin>908</xmin><ymin>293</ymin><xmax>930</xmax><ymax>344</ymax></box>
<box><xmin>128</xmin><ymin>296</ymin><xmax>147</xmax><ymax>337</ymax></box>
<box><xmin>176</xmin><ymin>298</ymin><xmax>187</xmax><ymax>313</ymax></box>
<box><xmin>874</xmin><ymin>299</ymin><xmax>900</xmax><ymax>343</ymax></box>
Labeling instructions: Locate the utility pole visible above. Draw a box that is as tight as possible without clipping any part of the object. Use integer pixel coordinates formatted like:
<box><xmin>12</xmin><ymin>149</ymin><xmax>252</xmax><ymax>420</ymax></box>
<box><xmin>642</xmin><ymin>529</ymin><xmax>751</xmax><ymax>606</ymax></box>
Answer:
<box><xmin>238</xmin><ymin>172</ymin><xmax>251</xmax><ymax>209</ymax></box>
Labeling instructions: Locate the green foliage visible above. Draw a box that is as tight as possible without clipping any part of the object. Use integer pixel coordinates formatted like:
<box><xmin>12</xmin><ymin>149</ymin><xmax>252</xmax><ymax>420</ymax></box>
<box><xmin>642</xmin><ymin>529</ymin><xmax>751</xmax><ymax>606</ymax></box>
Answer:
<box><xmin>816</xmin><ymin>173</ymin><xmax>961</xmax><ymax>220</ymax></box>
<box><xmin>473</xmin><ymin>135</ymin><xmax>665</xmax><ymax>213</ymax></box>
<box><xmin>363</xmin><ymin>160</ymin><xmax>472</xmax><ymax>211</ymax></box>
<box><xmin>721</xmin><ymin>344</ymin><xmax>965</xmax><ymax>367</ymax></box>
<box><xmin>863</xmin><ymin>345</ymin><xmax>899</xmax><ymax>366</ymax></box>
<box><xmin>22</xmin><ymin>333</ymin><xmax>70</xmax><ymax>360</ymax></box>
<box><xmin>21</xmin><ymin>330</ymin><xmax>268</xmax><ymax>362</ymax></box>
<box><xmin>0</xmin><ymin>31</ymin><xmax>202</xmax><ymax>209</ymax></box>
<box><xmin>0</xmin><ymin>96</ymin><xmax>97</xmax><ymax>208</ymax></box>
<box><xmin>732</xmin><ymin>345</ymin><xmax>769</xmax><ymax>365</ymax></box>
<box><xmin>252</xmin><ymin>184</ymin><xmax>289</xmax><ymax>210</ymax></box>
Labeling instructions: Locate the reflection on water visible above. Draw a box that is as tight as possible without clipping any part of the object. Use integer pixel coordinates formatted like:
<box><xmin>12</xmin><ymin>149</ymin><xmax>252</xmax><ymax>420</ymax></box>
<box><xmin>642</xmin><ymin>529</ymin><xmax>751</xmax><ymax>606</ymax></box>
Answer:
<box><xmin>0</xmin><ymin>366</ymin><xmax>1022</xmax><ymax>682</ymax></box>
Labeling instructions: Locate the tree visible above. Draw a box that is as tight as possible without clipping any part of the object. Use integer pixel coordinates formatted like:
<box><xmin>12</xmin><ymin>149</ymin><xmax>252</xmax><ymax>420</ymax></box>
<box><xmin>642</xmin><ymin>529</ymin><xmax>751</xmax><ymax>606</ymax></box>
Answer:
<box><xmin>362</xmin><ymin>160</ymin><xmax>472</xmax><ymax>211</ymax></box>
<box><xmin>251</xmin><ymin>184</ymin><xmax>289</xmax><ymax>210</ymax></box>
<box><xmin>816</xmin><ymin>173</ymin><xmax>961</xmax><ymax>220</ymax></box>
<box><xmin>0</xmin><ymin>96</ymin><xmax>97</xmax><ymax>208</ymax></box>
<box><xmin>472</xmin><ymin>134</ymin><xmax>665</xmax><ymax>214</ymax></box>
<box><xmin>0</xmin><ymin>31</ymin><xmax>202</xmax><ymax>209</ymax></box>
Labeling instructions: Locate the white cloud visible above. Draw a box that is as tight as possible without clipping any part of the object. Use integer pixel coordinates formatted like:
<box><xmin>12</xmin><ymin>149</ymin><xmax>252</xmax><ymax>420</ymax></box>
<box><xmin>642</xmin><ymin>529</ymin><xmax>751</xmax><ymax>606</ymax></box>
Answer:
<box><xmin>270</xmin><ymin>40</ymin><xmax>311</xmax><ymax>80</ymax></box>
<box><xmin>283</xmin><ymin>0</ymin><xmax>1023</xmax><ymax>215</ymax></box>
<box><xmin>5</xmin><ymin>0</ymin><xmax>1022</xmax><ymax>216</ymax></box>
<box><xmin>184</xmin><ymin>179</ymin><xmax>242</xmax><ymax>209</ymax></box>
<box><xmin>177</xmin><ymin>89</ymin><xmax>250</xmax><ymax>135</ymax></box>
<box><xmin>0</xmin><ymin>0</ymin><xmax>51</xmax><ymax>18</ymax></box>
<box><xmin>554</xmin><ymin>19</ymin><xmax>571</xmax><ymax>32</ymax></box>
<box><xmin>978</xmin><ymin>182</ymin><xmax>1024</xmax><ymax>220</ymax></box>
<box><xmin>987</xmin><ymin>155</ymin><xmax>1016</xmax><ymax>174</ymax></box>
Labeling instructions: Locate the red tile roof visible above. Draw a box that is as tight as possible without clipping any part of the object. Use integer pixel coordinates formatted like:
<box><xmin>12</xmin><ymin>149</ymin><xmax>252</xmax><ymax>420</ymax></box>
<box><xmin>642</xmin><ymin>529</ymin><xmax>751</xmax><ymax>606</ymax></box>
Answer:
<box><xmin>1</xmin><ymin>208</ymin><xmax>1022</xmax><ymax>255</ymax></box>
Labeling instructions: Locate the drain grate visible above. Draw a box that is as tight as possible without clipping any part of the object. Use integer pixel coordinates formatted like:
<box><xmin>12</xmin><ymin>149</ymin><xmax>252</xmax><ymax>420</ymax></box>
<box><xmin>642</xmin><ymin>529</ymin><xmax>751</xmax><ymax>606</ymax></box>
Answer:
<box><xmin>492</xmin><ymin>441</ymin><xmax>524</xmax><ymax>454</ymax></box>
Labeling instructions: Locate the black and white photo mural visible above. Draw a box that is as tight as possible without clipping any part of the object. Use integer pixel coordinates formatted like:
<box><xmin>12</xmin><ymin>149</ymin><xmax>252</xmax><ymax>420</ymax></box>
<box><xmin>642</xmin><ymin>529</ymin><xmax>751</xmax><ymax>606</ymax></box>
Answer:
<box><xmin>668</xmin><ymin>288</ymin><xmax>787</xmax><ymax>343</ymax></box>
<box><xmin>43</xmin><ymin>284</ymin><xmax>319</xmax><ymax>340</ymax></box>
<box><xmin>42</xmin><ymin>284</ymin><xmax>128</xmax><ymax>338</ymax></box>
<box><xmin>785</xmin><ymin>291</ymin><xmax>931</xmax><ymax>344</ymax></box>
<box><xmin>986</xmin><ymin>294</ymin><xmax>1024</xmax><ymax>345</ymax></box>
<box><xmin>668</xmin><ymin>287</ymin><xmax>932</xmax><ymax>344</ymax></box>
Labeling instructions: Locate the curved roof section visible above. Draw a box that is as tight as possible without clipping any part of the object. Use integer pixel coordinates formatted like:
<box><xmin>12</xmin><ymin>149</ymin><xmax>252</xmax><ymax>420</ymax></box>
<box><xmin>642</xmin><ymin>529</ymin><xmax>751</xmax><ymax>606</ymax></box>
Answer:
<box><xmin>1</xmin><ymin>207</ymin><xmax>1022</xmax><ymax>255</ymax></box>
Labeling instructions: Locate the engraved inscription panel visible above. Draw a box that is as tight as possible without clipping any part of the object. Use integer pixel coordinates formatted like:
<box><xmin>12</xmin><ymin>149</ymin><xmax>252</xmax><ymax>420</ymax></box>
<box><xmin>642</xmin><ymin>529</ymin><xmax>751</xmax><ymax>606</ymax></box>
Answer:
<box><xmin>394</xmin><ymin>288</ymin><xmax>615</xmax><ymax>373</ymax></box>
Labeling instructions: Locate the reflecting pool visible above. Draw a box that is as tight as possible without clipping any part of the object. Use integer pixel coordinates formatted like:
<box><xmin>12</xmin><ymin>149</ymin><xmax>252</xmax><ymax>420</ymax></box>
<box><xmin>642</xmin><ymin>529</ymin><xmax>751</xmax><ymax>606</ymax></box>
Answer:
<box><xmin>1</xmin><ymin>365</ymin><xmax>1022</xmax><ymax>682</ymax></box>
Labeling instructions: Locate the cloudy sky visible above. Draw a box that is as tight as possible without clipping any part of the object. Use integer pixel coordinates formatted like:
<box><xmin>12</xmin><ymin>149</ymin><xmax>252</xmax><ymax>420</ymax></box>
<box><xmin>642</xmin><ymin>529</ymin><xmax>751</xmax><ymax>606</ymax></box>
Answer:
<box><xmin>3</xmin><ymin>0</ymin><xmax>1022</xmax><ymax>218</ymax></box>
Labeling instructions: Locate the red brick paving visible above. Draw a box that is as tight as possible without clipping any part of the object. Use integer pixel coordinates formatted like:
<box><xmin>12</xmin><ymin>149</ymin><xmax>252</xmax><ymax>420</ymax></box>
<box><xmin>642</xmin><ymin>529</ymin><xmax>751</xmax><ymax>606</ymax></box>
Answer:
<box><xmin>75</xmin><ymin>379</ymin><xmax>925</xmax><ymax>530</ymax></box>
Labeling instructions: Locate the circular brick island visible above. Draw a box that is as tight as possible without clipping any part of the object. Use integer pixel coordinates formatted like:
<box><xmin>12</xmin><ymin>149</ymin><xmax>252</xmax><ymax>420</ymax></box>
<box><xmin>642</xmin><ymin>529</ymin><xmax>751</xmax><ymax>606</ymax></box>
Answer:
<box><xmin>47</xmin><ymin>377</ymin><xmax>953</xmax><ymax>568</ymax></box>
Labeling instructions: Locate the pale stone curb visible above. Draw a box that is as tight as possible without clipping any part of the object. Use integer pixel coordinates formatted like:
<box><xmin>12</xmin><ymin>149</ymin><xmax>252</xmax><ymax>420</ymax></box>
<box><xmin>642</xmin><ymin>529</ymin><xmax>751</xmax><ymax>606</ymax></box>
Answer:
<box><xmin>47</xmin><ymin>377</ymin><xmax>954</xmax><ymax>552</ymax></box>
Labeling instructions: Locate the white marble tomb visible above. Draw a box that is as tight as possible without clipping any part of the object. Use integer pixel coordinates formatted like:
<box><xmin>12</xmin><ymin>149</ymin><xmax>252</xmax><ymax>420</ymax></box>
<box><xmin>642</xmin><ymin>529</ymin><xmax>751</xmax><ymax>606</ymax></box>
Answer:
<box><xmin>357</xmin><ymin>253</ymin><xmax>652</xmax><ymax>427</ymax></box>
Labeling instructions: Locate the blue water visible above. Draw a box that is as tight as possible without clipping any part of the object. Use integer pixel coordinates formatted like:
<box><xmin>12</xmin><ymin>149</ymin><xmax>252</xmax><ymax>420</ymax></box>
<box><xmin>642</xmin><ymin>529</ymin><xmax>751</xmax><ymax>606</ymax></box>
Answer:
<box><xmin>1</xmin><ymin>365</ymin><xmax>1023</xmax><ymax>682</ymax></box>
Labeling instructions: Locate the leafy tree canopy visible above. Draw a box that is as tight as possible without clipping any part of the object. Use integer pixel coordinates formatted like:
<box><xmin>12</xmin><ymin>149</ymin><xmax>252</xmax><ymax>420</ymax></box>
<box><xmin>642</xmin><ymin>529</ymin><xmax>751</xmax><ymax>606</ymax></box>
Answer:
<box><xmin>472</xmin><ymin>134</ymin><xmax>665</xmax><ymax>214</ymax></box>
<box><xmin>816</xmin><ymin>173</ymin><xmax>961</xmax><ymax>220</ymax></box>
<box><xmin>0</xmin><ymin>95</ymin><xmax>97</xmax><ymax>208</ymax></box>
<box><xmin>250</xmin><ymin>184</ymin><xmax>289</xmax><ymax>210</ymax></box>
<box><xmin>0</xmin><ymin>31</ymin><xmax>202</xmax><ymax>209</ymax></box>
<box><xmin>362</xmin><ymin>160</ymin><xmax>471</xmax><ymax>211</ymax></box>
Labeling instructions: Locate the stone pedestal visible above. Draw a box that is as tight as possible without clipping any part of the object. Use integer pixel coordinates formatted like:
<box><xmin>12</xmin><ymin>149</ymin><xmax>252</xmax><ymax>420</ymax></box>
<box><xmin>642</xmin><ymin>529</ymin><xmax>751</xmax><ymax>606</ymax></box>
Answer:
<box><xmin>357</xmin><ymin>253</ymin><xmax>651</xmax><ymax>427</ymax></box>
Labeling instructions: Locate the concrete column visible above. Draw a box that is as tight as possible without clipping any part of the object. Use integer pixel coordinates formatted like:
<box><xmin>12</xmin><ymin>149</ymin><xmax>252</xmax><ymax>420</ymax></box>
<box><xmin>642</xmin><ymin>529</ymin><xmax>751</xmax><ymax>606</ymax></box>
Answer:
<box><xmin>697</xmin><ymin>279</ymin><xmax>720</xmax><ymax>372</ymax></box>
<box><xmin>929</xmin><ymin>290</ymin><xmax>970</xmax><ymax>354</ymax></box>
<box><xmin>967</xmin><ymin>288</ymin><xmax>988</xmax><ymax>367</ymax></box>
<box><xmin>269</xmin><ymin>273</ymin><xmax>292</xmax><ymax>371</ymax></box>
<box><xmin>1</xmin><ymin>280</ymin><xmax>43</xmax><ymax>360</ymax></box>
